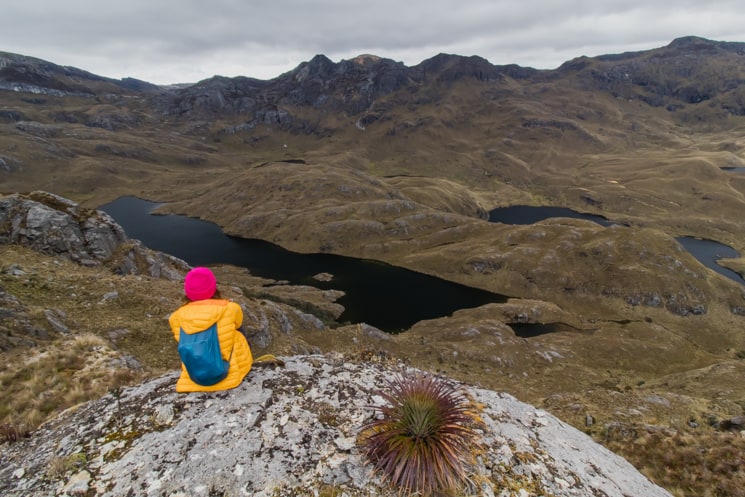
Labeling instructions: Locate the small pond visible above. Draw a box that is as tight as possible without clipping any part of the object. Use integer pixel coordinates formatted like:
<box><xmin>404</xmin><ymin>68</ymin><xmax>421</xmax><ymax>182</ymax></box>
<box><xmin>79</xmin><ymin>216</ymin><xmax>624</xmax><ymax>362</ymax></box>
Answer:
<box><xmin>675</xmin><ymin>236</ymin><xmax>743</xmax><ymax>285</ymax></box>
<box><xmin>489</xmin><ymin>205</ymin><xmax>614</xmax><ymax>227</ymax></box>
<box><xmin>100</xmin><ymin>197</ymin><xmax>507</xmax><ymax>333</ymax></box>
<box><xmin>489</xmin><ymin>205</ymin><xmax>745</xmax><ymax>286</ymax></box>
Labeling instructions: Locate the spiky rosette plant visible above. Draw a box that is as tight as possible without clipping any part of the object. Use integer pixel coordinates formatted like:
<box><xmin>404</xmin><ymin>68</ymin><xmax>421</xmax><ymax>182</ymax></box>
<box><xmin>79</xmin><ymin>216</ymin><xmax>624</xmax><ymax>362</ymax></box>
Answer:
<box><xmin>359</xmin><ymin>372</ymin><xmax>481</xmax><ymax>496</ymax></box>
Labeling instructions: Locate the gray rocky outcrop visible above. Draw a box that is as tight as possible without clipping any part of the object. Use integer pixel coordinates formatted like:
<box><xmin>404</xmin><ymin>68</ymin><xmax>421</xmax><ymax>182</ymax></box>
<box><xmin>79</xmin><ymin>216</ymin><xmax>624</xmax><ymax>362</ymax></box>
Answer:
<box><xmin>0</xmin><ymin>354</ymin><xmax>673</xmax><ymax>497</ymax></box>
<box><xmin>0</xmin><ymin>280</ymin><xmax>46</xmax><ymax>351</ymax></box>
<box><xmin>0</xmin><ymin>154</ymin><xmax>21</xmax><ymax>172</ymax></box>
<box><xmin>0</xmin><ymin>191</ymin><xmax>187</xmax><ymax>278</ymax></box>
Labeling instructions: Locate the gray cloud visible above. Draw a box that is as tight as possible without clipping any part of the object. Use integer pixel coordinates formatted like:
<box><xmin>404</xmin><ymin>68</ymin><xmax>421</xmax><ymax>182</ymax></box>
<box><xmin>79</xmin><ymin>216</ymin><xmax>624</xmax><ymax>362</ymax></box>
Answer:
<box><xmin>2</xmin><ymin>0</ymin><xmax>745</xmax><ymax>84</ymax></box>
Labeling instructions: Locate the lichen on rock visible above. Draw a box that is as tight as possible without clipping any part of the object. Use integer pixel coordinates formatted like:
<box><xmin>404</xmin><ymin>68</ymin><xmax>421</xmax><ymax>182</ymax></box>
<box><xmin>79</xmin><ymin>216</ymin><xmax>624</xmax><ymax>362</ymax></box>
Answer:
<box><xmin>0</xmin><ymin>354</ymin><xmax>673</xmax><ymax>497</ymax></box>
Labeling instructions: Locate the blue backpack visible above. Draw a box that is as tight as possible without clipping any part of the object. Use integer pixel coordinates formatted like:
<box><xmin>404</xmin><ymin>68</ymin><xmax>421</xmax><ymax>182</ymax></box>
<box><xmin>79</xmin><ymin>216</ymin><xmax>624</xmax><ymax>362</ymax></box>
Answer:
<box><xmin>178</xmin><ymin>323</ymin><xmax>232</xmax><ymax>386</ymax></box>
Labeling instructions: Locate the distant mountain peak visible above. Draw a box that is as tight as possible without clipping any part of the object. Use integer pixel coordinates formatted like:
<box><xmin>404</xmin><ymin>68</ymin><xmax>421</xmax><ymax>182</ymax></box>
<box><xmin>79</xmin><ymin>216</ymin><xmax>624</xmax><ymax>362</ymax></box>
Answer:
<box><xmin>667</xmin><ymin>35</ymin><xmax>718</xmax><ymax>48</ymax></box>
<box><xmin>666</xmin><ymin>35</ymin><xmax>745</xmax><ymax>55</ymax></box>
<box><xmin>349</xmin><ymin>54</ymin><xmax>382</xmax><ymax>65</ymax></box>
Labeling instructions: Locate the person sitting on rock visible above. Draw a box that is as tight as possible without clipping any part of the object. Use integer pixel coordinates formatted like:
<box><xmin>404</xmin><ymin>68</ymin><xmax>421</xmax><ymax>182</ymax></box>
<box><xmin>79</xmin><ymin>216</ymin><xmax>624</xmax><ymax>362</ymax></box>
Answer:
<box><xmin>168</xmin><ymin>266</ymin><xmax>253</xmax><ymax>392</ymax></box>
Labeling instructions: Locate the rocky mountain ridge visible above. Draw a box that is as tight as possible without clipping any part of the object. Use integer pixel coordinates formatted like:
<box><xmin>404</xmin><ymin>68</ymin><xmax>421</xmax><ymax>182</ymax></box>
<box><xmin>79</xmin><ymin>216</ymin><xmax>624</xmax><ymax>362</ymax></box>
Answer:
<box><xmin>5</xmin><ymin>36</ymin><xmax>745</xmax><ymax>136</ymax></box>
<box><xmin>143</xmin><ymin>36</ymin><xmax>745</xmax><ymax>139</ymax></box>
<box><xmin>5</xmin><ymin>36</ymin><xmax>744</xmax><ymax>114</ymax></box>
<box><xmin>0</xmin><ymin>51</ymin><xmax>158</xmax><ymax>96</ymax></box>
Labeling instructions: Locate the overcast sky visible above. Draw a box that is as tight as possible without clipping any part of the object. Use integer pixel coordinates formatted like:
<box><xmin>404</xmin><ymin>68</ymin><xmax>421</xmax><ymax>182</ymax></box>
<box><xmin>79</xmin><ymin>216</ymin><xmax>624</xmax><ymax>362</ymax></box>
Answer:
<box><xmin>2</xmin><ymin>1</ymin><xmax>745</xmax><ymax>85</ymax></box>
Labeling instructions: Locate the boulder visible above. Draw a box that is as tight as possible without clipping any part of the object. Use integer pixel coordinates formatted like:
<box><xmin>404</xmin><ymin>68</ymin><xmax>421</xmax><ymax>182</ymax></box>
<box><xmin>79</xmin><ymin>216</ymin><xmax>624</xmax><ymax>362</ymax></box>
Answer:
<box><xmin>0</xmin><ymin>191</ymin><xmax>187</xmax><ymax>278</ymax></box>
<box><xmin>0</xmin><ymin>191</ymin><xmax>126</xmax><ymax>265</ymax></box>
<box><xmin>0</xmin><ymin>354</ymin><xmax>673</xmax><ymax>497</ymax></box>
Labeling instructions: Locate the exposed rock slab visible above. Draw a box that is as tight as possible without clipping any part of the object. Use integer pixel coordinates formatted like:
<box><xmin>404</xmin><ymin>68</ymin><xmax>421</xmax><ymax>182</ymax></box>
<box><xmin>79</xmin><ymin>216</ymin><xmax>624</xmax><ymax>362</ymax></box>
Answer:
<box><xmin>0</xmin><ymin>191</ymin><xmax>187</xmax><ymax>279</ymax></box>
<box><xmin>0</xmin><ymin>355</ymin><xmax>672</xmax><ymax>497</ymax></box>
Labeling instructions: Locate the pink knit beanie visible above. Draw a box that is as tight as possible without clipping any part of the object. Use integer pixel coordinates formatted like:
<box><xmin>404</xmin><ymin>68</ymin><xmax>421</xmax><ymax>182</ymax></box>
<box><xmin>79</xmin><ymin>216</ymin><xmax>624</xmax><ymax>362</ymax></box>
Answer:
<box><xmin>184</xmin><ymin>267</ymin><xmax>217</xmax><ymax>301</ymax></box>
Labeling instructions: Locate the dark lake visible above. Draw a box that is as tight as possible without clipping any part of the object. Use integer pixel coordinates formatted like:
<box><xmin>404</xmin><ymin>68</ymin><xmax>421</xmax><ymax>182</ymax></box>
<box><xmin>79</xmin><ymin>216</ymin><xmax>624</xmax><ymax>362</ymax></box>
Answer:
<box><xmin>489</xmin><ymin>205</ymin><xmax>614</xmax><ymax>227</ymax></box>
<box><xmin>100</xmin><ymin>197</ymin><xmax>507</xmax><ymax>333</ymax></box>
<box><xmin>721</xmin><ymin>167</ymin><xmax>745</xmax><ymax>172</ymax></box>
<box><xmin>490</xmin><ymin>205</ymin><xmax>745</xmax><ymax>286</ymax></box>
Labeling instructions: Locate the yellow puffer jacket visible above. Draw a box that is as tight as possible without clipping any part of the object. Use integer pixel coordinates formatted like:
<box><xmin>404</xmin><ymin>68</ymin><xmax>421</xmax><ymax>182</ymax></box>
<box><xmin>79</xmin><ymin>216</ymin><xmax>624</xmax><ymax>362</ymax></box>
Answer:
<box><xmin>169</xmin><ymin>299</ymin><xmax>253</xmax><ymax>392</ymax></box>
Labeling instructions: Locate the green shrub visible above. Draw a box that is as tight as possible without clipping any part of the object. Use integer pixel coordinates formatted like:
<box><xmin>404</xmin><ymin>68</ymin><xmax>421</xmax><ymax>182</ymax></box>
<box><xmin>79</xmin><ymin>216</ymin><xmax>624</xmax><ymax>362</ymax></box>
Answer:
<box><xmin>358</xmin><ymin>372</ymin><xmax>481</xmax><ymax>496</ymax></box>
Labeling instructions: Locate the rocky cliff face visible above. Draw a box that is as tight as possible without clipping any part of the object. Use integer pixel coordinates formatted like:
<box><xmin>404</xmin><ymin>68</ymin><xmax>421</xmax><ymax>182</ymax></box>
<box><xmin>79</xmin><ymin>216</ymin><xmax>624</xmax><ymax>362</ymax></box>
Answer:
<box><xmin>0</xmin><ymin>355</ymin><xmax>673</xmax><ymax>497</ymax></box>
<box><xmin>0</xmin><ymin>191</ymin><xmax>187</xmax><ymax>278</ymax></box>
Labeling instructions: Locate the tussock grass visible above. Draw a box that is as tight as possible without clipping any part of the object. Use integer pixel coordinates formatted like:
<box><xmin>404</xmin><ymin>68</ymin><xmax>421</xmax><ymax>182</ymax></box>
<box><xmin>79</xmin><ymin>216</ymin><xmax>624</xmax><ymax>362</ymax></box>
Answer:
<box><xmin>603</xmin><ymin>423</ymin><xmax>745</xmax><ymax>497</ymax></box>
<box><xmin>0</xmin><ymin>245</ymin><xmax>178</xmax><ymax>441</ymax></box>
<box><xmin>0</xmin><ymin>333</ymin><xmax>144</xmax><ymax>442</ymax></box>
